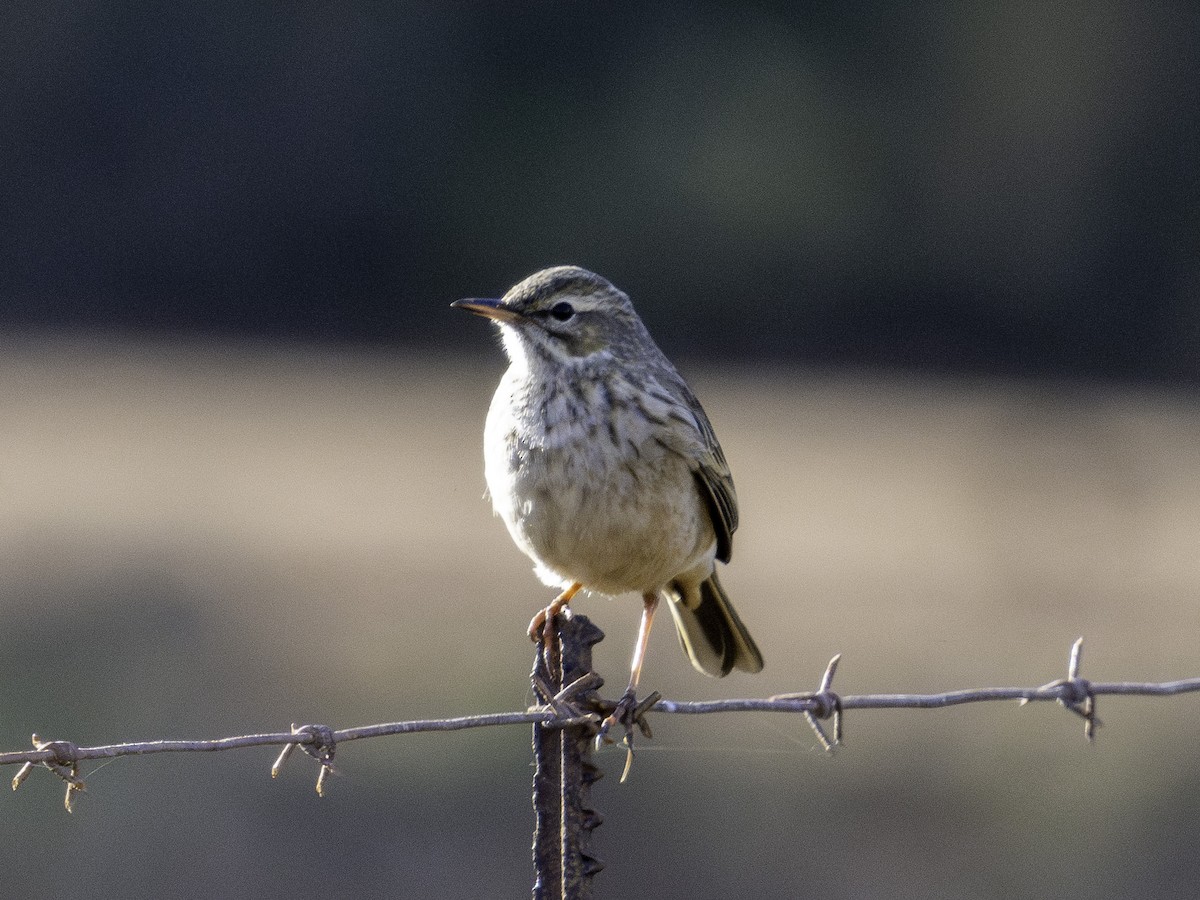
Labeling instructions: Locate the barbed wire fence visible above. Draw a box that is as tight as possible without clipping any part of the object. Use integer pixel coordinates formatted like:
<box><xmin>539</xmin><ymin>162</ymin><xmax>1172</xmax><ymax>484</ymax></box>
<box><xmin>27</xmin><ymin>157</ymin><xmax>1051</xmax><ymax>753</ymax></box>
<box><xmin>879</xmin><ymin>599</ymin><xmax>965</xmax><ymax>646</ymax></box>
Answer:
<box><xmin>5</xmin><ymin>612</ymin><xmax>1200</xmax><ymax>899</ymax></box>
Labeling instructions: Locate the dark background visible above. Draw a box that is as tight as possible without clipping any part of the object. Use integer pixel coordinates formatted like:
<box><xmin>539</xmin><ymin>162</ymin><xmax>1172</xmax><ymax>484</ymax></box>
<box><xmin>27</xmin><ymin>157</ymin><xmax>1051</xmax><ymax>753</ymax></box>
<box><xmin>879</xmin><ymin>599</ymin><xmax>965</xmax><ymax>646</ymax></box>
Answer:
<box><xmin>4</xmin><ymin>2</ymin><xmax>1198</xmax><ymax>378</ymax></box>
<box><xmin>4</xmin><ymin>5</ymin><xmax>1200</xmax><ymax>900</ymax></box>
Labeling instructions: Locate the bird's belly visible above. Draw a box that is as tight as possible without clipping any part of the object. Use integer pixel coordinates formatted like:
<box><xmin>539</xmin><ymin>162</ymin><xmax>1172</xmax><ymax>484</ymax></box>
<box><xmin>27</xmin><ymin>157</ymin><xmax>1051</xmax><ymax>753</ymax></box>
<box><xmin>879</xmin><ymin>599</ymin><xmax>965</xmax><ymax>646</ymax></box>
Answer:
<box><xmin>486</xmin><ymin>431</ymin><xmax>713</xmax><ymax>595</ymax></box>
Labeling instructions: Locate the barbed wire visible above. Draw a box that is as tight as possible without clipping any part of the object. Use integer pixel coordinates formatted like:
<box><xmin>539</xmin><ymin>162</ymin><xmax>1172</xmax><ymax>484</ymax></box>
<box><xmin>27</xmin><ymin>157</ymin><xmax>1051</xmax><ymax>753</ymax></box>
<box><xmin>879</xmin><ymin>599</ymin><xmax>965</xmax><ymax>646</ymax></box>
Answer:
<box><xmin>6</xmin><ymin>637</ymin><xmax>1200</xmax><ymax>811</ymax></box>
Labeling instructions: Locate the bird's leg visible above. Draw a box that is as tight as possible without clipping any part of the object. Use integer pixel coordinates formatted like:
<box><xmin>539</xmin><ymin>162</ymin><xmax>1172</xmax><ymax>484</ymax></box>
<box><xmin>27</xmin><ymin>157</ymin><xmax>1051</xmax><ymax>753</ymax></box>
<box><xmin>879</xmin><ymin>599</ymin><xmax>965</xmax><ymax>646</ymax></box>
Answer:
<box><xmin>528</xmin><ymin>582</ymin><xmax>584</xmax><ymax>643</ymax></box>
<box><xmin>598</xmin><ymin>592</ymin><xmax>660</xmax><ymax>763</ymax></box>
<box><xmin>623</xmin><ymin>592</ymin><xmax>659</xmax><ymax>702</ymax></box>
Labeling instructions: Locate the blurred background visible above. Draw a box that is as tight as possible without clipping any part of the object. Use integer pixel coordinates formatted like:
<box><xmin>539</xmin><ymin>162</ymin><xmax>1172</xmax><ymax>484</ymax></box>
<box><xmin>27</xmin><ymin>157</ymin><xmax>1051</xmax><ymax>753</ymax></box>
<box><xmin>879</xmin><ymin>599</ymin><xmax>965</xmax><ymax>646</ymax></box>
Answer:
<box><xmin>2</xmin><ymin>3</ymin><xmax>1199</xmax><ymax>898</ymax></box>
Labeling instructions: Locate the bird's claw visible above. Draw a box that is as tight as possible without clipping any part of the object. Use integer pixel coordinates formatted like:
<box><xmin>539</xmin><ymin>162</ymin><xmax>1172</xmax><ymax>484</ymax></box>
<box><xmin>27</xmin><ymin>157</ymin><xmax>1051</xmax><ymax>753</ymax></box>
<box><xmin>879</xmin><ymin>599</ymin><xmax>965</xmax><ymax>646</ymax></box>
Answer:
<box><xmin>595</xmin><ymin>690</ymin><xmax>660</xmax><ymax>781</ymax></box>
<box><xmin>527</xmin><ymin>607</ymin><xmax>551</xmax><ymax>643</ymax></box>
<box><xmin>527</xmin><ymin>585</ymin><xmax>582</xmax><ymax>643</ymax></box>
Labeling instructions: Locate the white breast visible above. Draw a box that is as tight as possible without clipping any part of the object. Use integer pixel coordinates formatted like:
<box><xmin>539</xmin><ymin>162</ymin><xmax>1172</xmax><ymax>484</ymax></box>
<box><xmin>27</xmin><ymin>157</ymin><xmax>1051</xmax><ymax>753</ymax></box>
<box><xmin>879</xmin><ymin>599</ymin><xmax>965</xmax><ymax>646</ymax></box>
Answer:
<box><xmin>483</xmin><ymin>365</ymin><xmax>715</xmax><ymax>595</ymax></box>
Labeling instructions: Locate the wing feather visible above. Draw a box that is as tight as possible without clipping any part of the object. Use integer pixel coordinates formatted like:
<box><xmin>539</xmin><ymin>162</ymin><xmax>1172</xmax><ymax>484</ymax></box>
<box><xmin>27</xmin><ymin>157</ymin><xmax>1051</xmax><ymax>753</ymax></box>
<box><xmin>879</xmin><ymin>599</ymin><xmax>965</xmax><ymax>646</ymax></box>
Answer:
<box><xmin>663</xmin><ymin>377</ymin><xmax>738</xmax><ymax>563</ymax></box>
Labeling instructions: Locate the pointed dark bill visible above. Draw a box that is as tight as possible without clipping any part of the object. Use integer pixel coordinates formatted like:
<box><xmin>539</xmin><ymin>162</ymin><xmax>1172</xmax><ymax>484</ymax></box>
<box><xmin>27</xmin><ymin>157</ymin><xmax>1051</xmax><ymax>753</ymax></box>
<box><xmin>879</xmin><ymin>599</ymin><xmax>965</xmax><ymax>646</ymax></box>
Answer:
<box><xmin>451</xmin><ymin>298</ymin><xmax>522</xmax><ymax>323</ymax></box>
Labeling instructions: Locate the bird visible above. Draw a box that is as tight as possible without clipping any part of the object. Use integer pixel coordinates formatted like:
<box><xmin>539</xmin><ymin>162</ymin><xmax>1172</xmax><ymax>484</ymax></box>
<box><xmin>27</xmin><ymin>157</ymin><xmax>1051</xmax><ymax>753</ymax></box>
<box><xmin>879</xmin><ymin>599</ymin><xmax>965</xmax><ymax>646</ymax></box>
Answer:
<box><xmin>452</xmin><ymin>266</ymin><xmax>763</xmax><ymax>735</ymax></box>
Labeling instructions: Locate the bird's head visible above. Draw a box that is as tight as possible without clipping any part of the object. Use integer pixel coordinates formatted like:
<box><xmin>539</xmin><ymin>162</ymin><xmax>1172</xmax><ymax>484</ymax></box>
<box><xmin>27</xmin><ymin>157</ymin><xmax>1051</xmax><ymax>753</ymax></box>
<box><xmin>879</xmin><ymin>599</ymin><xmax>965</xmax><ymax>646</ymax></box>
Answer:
<box><xmin>453</xmin><ymin>266</ymin><xmax>647</xmax><ymax>368</ymax></box>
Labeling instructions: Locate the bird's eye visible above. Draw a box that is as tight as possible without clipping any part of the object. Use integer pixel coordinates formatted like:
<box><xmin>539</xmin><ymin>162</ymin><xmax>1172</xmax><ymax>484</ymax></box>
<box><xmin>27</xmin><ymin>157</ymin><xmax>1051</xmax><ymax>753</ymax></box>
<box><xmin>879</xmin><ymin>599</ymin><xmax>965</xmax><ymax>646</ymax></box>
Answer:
<box><xmin>549</xmin><ymin>301</ymin><xmax>575</xmax><ymax>322</ymax></box>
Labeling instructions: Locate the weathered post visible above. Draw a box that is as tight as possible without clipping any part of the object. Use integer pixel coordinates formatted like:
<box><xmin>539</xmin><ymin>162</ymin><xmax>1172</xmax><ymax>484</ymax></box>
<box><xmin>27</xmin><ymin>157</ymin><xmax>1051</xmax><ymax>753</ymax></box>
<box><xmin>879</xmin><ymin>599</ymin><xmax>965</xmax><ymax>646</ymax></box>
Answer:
<box><xmin>531</xmin><ymin>612</ymin><xmax>606</xmax><ymax>899</ymax></box>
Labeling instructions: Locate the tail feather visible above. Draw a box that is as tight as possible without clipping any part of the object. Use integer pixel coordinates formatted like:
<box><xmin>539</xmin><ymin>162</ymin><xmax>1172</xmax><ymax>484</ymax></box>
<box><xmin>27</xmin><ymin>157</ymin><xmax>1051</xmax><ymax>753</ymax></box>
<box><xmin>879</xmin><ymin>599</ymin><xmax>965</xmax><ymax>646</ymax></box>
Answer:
<box><xmin>665</xmin><ymin>571</ymin><xmax>764</xmax><ymax>677</ymax></box>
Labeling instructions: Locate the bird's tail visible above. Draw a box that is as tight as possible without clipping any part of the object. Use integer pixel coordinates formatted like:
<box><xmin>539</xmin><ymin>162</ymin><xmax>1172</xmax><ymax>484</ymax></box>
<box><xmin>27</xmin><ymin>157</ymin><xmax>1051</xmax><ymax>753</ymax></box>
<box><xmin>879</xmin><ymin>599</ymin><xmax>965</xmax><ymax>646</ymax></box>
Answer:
<box><xmin>665</xmin><ymin>571</ymin><xmax>764</xmax><ymax>677</ymax></box>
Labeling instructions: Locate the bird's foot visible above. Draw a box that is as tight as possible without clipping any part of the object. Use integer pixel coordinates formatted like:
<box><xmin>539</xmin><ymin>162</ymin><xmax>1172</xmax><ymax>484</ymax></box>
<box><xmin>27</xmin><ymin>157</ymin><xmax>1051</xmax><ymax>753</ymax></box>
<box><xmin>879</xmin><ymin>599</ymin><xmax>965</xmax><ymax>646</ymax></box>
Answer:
<box><xmin>595</xmin><ymin>689</ymin><xmax>661</xmax><ymax>782</ymax></box>
<box><xmin>527</xmin><ymin>584</ymin><xmax>582</xmax><ymax>643</ymax></box>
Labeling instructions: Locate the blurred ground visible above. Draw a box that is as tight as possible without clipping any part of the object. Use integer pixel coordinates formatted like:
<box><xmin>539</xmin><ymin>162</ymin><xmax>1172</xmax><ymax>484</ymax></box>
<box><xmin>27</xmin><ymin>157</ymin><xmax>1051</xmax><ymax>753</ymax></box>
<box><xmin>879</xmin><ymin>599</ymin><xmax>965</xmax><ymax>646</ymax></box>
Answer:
<box><xmin>0</xmin><ymin>336</ymin><xmax>1198</xmax><ymax>899</ymax></box>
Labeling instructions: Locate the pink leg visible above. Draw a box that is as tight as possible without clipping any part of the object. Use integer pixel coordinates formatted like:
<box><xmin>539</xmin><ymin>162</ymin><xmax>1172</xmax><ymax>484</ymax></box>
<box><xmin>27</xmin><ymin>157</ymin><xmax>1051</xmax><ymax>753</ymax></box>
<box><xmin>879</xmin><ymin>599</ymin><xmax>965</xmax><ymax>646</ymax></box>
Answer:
<box><xmin>624</xmin><ymin>592</ymin><xmax>660</xmax><ymax>697</ymax></box>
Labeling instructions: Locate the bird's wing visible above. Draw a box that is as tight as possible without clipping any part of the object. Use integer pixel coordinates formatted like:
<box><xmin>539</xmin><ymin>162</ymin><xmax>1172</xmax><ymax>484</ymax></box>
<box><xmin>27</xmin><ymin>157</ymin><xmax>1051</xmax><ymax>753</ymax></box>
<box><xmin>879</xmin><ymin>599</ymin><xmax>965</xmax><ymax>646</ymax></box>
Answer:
<box><xmin>689</xmin><ymin>404</ymin><xmax>737</xmax><ymax>563</ymax></box>
<box><xmin>644</xmin><ymin>373</ymin><xmax>738</xmax><ymax>564</ymax></box>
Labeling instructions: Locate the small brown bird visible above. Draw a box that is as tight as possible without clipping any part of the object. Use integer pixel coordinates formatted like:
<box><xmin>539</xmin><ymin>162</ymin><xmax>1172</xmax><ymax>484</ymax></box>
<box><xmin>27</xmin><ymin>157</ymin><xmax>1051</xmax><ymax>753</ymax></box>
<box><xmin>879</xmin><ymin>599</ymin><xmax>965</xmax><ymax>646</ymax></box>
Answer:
<box><xmin>453</xmin><ymin>266</ymin><xmax>763</xmax><ymax>732</ymax></box>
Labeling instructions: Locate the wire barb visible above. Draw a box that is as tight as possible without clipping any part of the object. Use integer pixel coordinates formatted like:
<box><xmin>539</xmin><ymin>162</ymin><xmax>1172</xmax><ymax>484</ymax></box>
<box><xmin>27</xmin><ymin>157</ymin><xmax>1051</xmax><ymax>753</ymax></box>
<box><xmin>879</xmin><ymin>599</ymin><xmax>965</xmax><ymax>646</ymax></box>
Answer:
<box><xmin>1020</xmin><ymin>637</ymin><xmax>1100</xmax><ymax>740</ymax></box>
<box><xmin>11</xmin><ymin>735</ymin><xmax>87</xmax><ymax>812</ymax></box>
<box><xmin>530</xmin><ymin>671</ymin><xmax>605</xmax><ymax>727</ymax></box>
<box><xmin>271</xmin><ymin>724</ymin><xmax>337</xmax><ymax>796</ymax></box>
<box><xmin>770</xmin><ymin>653</ymin><xmax>844</xmax><ymax>752</ymax></box>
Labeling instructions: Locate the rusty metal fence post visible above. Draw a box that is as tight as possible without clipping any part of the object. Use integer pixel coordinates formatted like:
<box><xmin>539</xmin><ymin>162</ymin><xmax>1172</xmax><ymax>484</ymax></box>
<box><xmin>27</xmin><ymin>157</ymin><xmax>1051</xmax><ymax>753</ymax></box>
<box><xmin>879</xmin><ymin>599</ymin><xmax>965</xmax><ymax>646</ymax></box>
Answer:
<box><xmin>531</xmin><ymin>612</ymin><xmax>606</xmax><ymax>899</ymax></box>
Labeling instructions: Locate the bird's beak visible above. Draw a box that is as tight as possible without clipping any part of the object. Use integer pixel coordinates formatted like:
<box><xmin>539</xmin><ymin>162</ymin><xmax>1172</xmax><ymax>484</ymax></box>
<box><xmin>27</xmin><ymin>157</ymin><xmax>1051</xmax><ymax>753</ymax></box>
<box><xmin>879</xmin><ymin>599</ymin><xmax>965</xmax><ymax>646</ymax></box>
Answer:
<box><xmin>451</xmin><ymin>298</ymin><xmax>522</xmax><ymax>323</ymax></box>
